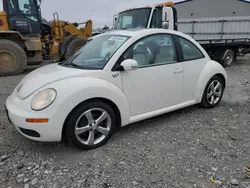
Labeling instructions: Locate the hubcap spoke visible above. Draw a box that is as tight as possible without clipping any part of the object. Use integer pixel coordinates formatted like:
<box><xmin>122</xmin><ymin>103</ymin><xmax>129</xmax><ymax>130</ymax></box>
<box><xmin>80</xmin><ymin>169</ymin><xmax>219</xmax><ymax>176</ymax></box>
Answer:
<box><xmin>211</xmin><ymin>95</ymin><xmax>215</xmax><ymax>104</ymax></box>
<box><xmin>207</xmin><ymin>91</ymin><xmax>213</xmax><ymax>98</ymax></box>
<box><xmin>96</xmin><ymin>126</ymin><xmax>110</xmax><ymax>136</ymax></box>
<box><xmin>85</xmin><ymin>110</ymin><xmax>94</xmax><ymax>124</ymax></box>
<box><xmin>214</xmin><ymin>82</ymin><xmax>221</xmax><ymax>91</ymax></box>
<box><xmin>87</xmin><ymin>131</ymin><xmax>95</xmax><ymax>145</ymax></box>
<box><xmin>75</xmin><ymin>125</ymin><xmax>90</xmax><ymax>135</ymax></box>
<box><xmin>214</xmin><ymin>91</ymin><xmax>221</xmax><ymax>97</ymax></box>
<box><xmin>96</xmin><ymin>111</ymin><xmax>108</xmax><ymax>125</ymax></box>
<box><xmin>210</xmin><ymin>82</ymin><xmax>215</xmax><ymax>90</ymax></box>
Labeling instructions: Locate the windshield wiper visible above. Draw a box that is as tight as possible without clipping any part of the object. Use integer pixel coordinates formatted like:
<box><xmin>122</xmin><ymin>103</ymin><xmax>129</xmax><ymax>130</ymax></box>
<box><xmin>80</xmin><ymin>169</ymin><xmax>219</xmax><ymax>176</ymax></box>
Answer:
<box><xmin>64</xmin><ymin>62</ymin><xmax>85</xmax><ymax>69</ymax></box>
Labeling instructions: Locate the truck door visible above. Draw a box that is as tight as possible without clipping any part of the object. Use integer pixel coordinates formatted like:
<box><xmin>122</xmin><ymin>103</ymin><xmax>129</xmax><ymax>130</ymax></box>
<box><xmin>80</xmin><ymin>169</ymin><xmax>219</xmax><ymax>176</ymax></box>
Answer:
<box><xmin>162</xmin><ymin>6</ymin><xmax>178</xmax><ymax>31</ymax></box>
<box><xmin>3</xmin><ymin>0</ymin><xmax>41</xmax><ymax>36</ymax></box>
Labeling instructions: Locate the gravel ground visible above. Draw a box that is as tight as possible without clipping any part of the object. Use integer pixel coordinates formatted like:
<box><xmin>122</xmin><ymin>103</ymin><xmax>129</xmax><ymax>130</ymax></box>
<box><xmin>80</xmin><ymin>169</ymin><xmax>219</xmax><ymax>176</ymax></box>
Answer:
<box><xmin>0</xmin><ymin>57</ymin><xmax>250</xmax><ymax>188</ymax></box>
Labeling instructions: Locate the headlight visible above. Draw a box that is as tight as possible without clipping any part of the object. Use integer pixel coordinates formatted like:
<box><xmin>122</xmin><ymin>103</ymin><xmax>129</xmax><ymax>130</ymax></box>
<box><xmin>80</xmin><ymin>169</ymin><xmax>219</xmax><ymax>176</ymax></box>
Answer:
<box><xmin>31</xmin><ymin>88</ymin><xmax>57</xmax><ymax>111</ymax></box>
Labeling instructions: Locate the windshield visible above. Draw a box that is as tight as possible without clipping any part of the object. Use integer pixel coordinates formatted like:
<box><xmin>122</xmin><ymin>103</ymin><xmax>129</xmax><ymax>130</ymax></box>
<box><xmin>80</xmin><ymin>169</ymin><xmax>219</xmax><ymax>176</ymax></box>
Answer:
<box><xmin>18</xmin><ymin>0</ymin><xmax>39</xmax><ymax>21</ymax></box>
<box><xmin>114</xmin><ymin>8</ymin><xmax>151</xmax><ymax>29</ymax></box>
<box><xmin>62</xmin><ymin>34</ymin><xmax>130</xmax><ymax>70</ymax></box>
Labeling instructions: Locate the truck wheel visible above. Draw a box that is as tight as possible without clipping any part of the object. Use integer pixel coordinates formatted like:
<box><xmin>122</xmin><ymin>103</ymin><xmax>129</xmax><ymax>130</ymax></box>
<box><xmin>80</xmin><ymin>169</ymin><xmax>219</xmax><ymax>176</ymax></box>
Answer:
<box><xmin>64</xmin><ymin>38</ymin><xmax>86</xmax><ymax>60</ymax></box>
<box><xmin>0</xmin><ymin>39</ymin><xmax>27</xmax><ymax>76</ymax></box>
<box><xmin>221</xmin><ymin>49</ymin><xmax>234</xmax><ymax>67</ymax></box>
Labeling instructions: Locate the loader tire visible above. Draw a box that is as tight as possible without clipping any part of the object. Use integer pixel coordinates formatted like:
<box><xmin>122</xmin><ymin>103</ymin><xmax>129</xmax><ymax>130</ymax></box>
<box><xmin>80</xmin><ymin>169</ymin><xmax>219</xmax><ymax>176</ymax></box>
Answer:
<box><xmin>64</xmin><ymin>38</ymin><xmax>86</xmax><ymax>60</ymax></box>
<box><xmin>0</xmin><ymin>39</ymin><xmax>27</xmax><ymax>76</ymax></box>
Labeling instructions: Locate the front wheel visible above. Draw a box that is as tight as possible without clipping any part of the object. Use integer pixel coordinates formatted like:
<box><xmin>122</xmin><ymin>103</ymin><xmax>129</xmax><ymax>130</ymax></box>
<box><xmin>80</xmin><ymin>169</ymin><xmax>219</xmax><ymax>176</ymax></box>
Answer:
<box><xmin>200</xmin><ymin>75</ymin><xmax>225</xmax><ymax>108</ymax></box>
<box><xmin>65</xmin><ymin>100</ymin><xmax>116</xmax><ymax>150</ymax></box>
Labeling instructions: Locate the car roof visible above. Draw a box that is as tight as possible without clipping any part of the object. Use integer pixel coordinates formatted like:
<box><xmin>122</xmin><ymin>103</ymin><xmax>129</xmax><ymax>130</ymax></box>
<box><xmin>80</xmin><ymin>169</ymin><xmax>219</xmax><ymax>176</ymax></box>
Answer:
<box><xmin>101</xmin><ymin>28</ymin><xmax>187</xmax><ymax>38</ymax></box>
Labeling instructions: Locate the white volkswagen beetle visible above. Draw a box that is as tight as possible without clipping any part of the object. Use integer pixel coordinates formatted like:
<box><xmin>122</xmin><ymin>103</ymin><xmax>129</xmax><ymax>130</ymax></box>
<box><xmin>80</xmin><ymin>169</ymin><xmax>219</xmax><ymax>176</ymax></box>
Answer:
<box><xmin>5</xmin><ymin>28</ymin><xmax>227</xmax><ymax>150</ymax></box>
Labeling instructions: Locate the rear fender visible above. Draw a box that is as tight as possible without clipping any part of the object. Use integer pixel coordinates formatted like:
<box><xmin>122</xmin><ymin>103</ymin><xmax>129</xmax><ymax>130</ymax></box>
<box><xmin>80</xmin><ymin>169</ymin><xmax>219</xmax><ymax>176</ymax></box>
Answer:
<box><xmin>194</xmin><ymin>61</ymin><xmax>227</xmax><ymax>102</ymax></box>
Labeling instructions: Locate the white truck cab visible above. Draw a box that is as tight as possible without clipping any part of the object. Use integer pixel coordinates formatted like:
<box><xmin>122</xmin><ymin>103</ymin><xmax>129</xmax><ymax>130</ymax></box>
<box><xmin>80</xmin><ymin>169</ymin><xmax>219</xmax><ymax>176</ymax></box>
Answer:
<box><xmin>113</xmin><ymin>2</ymin><xmax>177</xmax><ymax>31</ymax></box>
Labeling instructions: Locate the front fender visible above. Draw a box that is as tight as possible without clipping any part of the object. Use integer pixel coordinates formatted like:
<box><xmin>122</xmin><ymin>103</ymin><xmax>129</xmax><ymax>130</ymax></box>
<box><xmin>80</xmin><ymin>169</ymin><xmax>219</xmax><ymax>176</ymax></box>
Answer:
<box><xmin>36</xmin><ymin>77</ymin><xmax>130</xmax><ymax>127</ymax></box>
<box><xmin>195</xmin><ymin>61</ymin><xmax>227</xmax><ymax>102</ymax></box>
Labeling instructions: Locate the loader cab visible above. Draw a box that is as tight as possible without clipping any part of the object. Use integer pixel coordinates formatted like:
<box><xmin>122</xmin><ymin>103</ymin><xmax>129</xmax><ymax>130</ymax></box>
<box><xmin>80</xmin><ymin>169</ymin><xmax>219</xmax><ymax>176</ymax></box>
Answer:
<box><xmin>3</xmin><ymin>0</ymin><xmax>42</xmax><ymax>36</ymax></box>
<box><xmin>113</xmin><ymin>4</ymin><xmax>177</xmax><ymax>31</ymax></box>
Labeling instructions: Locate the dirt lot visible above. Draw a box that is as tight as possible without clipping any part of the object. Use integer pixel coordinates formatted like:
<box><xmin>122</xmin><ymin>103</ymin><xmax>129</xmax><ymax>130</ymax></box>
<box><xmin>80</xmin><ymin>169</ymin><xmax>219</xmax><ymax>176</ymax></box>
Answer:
<box><xmin>0</xmin><ymin>58</ymin><xmax>250</xmax><ymax>188</ymax></box>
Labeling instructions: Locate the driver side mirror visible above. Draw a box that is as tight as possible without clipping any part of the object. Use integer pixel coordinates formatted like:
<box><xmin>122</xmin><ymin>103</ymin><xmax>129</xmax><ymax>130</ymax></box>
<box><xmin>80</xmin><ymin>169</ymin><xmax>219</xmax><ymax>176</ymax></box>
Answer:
<box><xmin>120</xmin><ymin>59</ymin><xmax>138</xmax><ymax>71</ymax></box>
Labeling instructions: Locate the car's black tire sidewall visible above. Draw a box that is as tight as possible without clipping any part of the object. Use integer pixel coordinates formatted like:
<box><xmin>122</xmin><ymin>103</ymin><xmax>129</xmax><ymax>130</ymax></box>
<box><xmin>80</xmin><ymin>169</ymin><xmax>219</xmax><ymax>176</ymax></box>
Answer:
<box><xmin>200</xmin><ymin>75</ymin><xmax>225</xmax><ymax>108</ymax></box>
<box><xmin>65</xmin><ymin>100</ymin><xmax>116</xmax><ymax>150</ymax></box>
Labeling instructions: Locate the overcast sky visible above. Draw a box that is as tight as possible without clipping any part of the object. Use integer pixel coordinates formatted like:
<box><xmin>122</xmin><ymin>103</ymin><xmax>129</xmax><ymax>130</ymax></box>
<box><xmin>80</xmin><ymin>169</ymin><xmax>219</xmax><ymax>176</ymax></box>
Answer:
<box><xmin>1</xmin><ymin>0</ymin><xmax>250</xmax><ymax>28</ymax></box>
<box><xmin>40</xmin><ymin>0</ymin><xmax>183</xmax><ymax>28</ymax></box>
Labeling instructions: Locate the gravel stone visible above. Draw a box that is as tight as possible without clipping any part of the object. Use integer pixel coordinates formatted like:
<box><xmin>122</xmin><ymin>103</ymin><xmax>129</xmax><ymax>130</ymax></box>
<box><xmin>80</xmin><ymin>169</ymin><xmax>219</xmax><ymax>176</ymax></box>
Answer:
<box><xmin>23</xmin><ymin>178</ymin><xmax>30</xmax><ymax>183</ymax></box>
<box><xmin>31</xmin><ymin>178</ymin><xmax>38</xmax><ymax>185</ymax></box>
<box><xmin>17</xmin><ymin>174</ymin><xmax>25</xmax><ymax>179</ymax></box>
<box><xmin>0</xmin><ymin>59</ymin><xmax>250</xmax><ymax>187</ymax></box>
<box><xmin>211</xmin><ymin>167</ymin><xmax>218</xmax><ymax>171</ymax></box>
<box><xmin>24</xmin><ymin>184</ymin><xmax>29</xmax><ymax>188</ymax></box>
<box><xmin>231</xmin><ymin>179</ymin><xmax>239</xmax><ymax>185</ymax></box>
<box><xmin>0</xmin><ymin>155</ymin><xmax>8</xmax><ymax>161</ymax></box>
<box><xmin>26</xmin><ymin>166</ymin><xmax>32</xmax><ymax>170</ymax></box>
<box><xmin>132</xmin><ymin>180</ymin><xmax>139</xmax><ymax>185</ymax></box>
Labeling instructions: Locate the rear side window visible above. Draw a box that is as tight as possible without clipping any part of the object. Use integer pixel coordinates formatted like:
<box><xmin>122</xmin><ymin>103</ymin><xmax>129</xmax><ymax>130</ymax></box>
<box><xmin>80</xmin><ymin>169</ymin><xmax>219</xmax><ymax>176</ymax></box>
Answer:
<box><xmin>178</xmin><ymin>37</ymin><xmax>204</xmax><ymax>61</ymax></box>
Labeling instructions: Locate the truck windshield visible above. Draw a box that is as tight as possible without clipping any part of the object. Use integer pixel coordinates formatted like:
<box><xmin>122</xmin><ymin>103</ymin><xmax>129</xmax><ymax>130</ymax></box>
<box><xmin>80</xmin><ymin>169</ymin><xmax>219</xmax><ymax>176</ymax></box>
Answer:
<box><xmin>62</xmin><ymin>34</ymin><xmax>130</xmax><ymax>70</ymax></box>
<box><xmin>114</xmin><ymin>8</ymin><xmax>151</xmax><ymax>29</ymax></box>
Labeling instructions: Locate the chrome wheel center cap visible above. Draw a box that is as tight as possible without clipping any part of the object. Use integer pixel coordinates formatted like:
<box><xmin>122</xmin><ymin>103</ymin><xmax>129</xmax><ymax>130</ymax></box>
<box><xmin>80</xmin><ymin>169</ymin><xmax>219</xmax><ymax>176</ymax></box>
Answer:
<box><xmin>91</xmin><ymin>122</ymin><xmax>97</xmax><ymax>130</ymax></box>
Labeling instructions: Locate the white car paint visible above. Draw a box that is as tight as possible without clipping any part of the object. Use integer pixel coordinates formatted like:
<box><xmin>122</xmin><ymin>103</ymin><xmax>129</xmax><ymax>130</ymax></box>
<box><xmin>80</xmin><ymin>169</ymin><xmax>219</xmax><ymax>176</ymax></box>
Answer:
<box><xmin>5</xmin><ymin>28</ymin><xmax>227</xmax><ymax>143</ymax></box>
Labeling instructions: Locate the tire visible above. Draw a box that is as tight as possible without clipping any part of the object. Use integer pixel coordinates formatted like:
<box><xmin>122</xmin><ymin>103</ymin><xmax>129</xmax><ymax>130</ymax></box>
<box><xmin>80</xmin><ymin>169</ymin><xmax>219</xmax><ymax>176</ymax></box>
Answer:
<box><xmin>200</xmin><ymin>75</ymin><xmax>225</xmax><ymax>108</ymax></box>
<box><xmin>65</xmin><ymin>100</ymin><xmax>116</xmax><ymax>150</ymax></box>
<box><xmin>64</xmin><ymin>38</ymin><xmax>86</xmax><ymax>60</ymax></box>
<box><xmin>221</xmin><ymin>49</ymin><xmax>234</xmax><ymax>67</ymax></box>
<box><xmin>0</xmin><ymin>39</ymin><xmax>27</xmax><ymax>76</ymax></box>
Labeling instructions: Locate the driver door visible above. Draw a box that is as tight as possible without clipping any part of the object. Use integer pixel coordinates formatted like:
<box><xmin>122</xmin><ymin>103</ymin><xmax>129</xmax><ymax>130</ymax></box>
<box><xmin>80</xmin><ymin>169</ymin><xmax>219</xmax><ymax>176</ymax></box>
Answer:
<box><xmin>120</xmin><ymin>34</ymin><xmax>184</xmax><ymax>117</ymax></box>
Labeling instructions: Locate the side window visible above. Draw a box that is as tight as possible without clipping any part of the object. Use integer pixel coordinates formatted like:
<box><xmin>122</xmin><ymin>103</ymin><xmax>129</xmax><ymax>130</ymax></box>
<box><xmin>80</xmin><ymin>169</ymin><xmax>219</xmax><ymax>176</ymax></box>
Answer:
<box><xmin>18</xmin><ymin>0</ymin><xmax>38</xmax><ymax>21</ymax></box>
<box><xmin>8</xmin><ymin>0</ymin><xmax>17</xmax><ymax>14</ymax></box>
<box><xmin>122</xmin><ymin>34</ymin><xmax>177</xmax><ymax>67</ymax></box>
<box><xmin>179</xmin><ymin>37</ymin><xmax>204</xmax><ymax>61</ymax></box>
<box><xmin>150</xmin><ymin>9</ymin><xmax>162</xmax><ymax>28</ymax></box>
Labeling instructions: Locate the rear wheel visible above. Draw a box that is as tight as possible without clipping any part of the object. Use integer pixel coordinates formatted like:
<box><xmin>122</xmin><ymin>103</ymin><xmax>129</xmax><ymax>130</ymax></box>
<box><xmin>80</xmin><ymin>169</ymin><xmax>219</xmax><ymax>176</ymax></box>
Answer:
<box><xmin>65</xmin><ymin>100</ymin><xmax>116</xmax><ymax>150</ymax></box>
<box><xmin>221</xmin><ymin>49</ymin><xmax>234</xmax><ymax>67</ymax></box>
<box><xmin>64</xmin><ymin>38</ymin><xmax>86</xmax><ymax>60</ymax></box>
<box><xmin>0</xmin><ymin>39</ymin><xmax>27</xmax><ymax>76</ymax></box>
<box><xmin>200</xmin><ymin>75</ymin><xmax>225</xmax><ymax>108</ymax></box>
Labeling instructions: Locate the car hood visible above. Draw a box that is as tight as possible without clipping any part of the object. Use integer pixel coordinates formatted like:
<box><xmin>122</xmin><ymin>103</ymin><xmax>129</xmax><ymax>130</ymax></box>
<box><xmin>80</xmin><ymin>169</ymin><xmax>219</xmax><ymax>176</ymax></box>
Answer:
<box><xmin>15</xmin><ymin>63</ymin><xmax>102</xmax><ymax>99</ymax></box>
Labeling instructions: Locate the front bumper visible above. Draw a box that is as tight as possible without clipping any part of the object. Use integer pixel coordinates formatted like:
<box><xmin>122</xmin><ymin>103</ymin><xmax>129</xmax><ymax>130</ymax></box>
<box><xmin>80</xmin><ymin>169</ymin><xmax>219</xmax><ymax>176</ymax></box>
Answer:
<box><xmin>5</xmin><ymin>94</ymin><xmax>63</xmax><ymax>142</ymax></box>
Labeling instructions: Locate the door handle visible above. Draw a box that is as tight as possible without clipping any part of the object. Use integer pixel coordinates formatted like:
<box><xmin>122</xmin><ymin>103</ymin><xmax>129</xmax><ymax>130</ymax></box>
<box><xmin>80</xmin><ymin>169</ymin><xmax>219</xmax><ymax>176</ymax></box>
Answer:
<box><xmin>174</xmin><ymin>68</ymin><xmax>183</xmax><ymax>73</ymax></box>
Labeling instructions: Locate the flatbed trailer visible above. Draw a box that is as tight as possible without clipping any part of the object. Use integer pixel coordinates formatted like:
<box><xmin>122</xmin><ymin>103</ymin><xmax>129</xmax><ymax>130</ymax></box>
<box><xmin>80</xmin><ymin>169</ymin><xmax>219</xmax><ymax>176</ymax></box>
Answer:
<box><xmin>177</xmin><ymin>16</ymin><xmax>250</xmax><ymax>65</ymax></box>
<box><xmin>113</xmin><ymin>2</ymin><xmax>250</xmax><ymax>67</ymax></box>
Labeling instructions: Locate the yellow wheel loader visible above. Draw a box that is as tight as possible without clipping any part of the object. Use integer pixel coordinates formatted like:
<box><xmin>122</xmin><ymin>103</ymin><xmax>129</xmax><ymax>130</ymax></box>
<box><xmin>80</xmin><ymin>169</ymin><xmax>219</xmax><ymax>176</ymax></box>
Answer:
<box><xmin>0</xmin><ymin>0</ymin><xmax>92</xmax><ymax>76</ymax></box>
<box><xmin>44</xmin><ymin>12</ymin><xmax>92</xmax><ymax>61</ymax></box>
